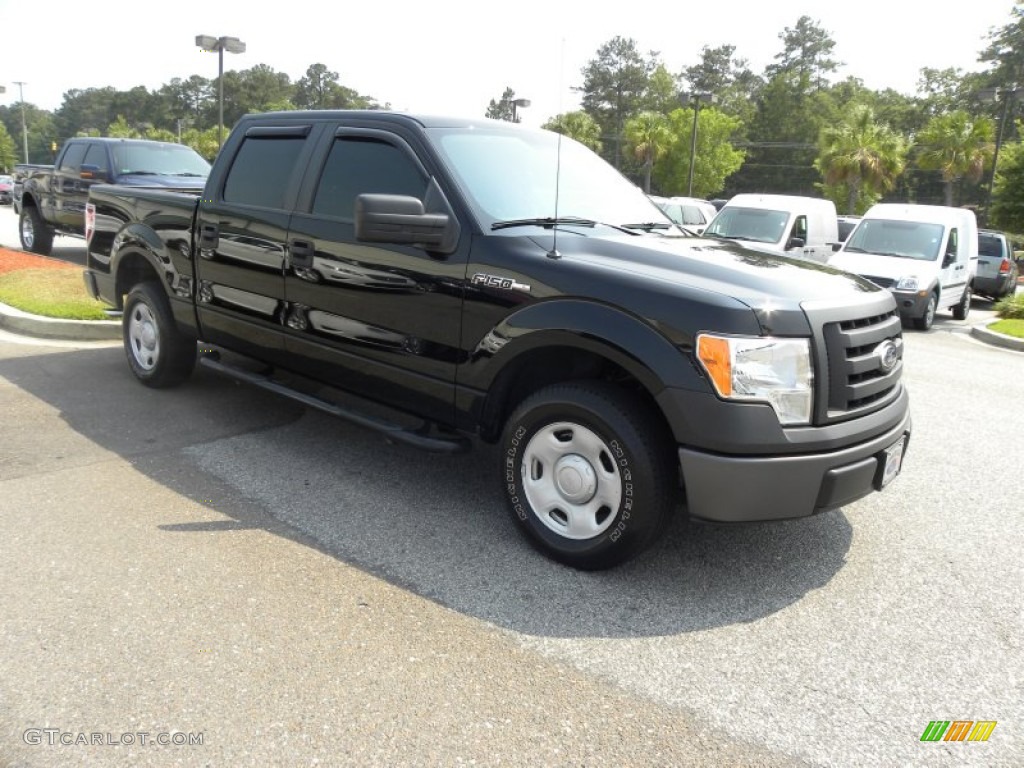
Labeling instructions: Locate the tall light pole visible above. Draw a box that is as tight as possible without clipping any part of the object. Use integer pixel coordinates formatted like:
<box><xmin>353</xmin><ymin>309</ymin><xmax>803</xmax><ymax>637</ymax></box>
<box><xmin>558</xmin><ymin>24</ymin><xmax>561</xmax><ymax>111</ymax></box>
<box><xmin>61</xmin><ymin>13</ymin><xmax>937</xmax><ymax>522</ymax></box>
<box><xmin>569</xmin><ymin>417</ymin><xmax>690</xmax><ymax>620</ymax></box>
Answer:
<box><xmin>979</xmin><ymin>82</ymin><xmax>1024</xmax><ymax>223</ymax></box>
<box><xmin>510</xmin><ymin>97</ymin><xmax>531</xmax><ymax>123</ymax></box>
<box><xmin>14</xmin><ymin>81</ymin><xmax>29</xmax><ymax>163</ymax></box>
<box><xmin>195</xmin><ymin>35</ymin><xmax>246</xmax><ymax>147</ymax></box>
<box><xmin>680</xmin><ymin>92</ymin><xmax>716</xmax><ymax>197</ymax></box>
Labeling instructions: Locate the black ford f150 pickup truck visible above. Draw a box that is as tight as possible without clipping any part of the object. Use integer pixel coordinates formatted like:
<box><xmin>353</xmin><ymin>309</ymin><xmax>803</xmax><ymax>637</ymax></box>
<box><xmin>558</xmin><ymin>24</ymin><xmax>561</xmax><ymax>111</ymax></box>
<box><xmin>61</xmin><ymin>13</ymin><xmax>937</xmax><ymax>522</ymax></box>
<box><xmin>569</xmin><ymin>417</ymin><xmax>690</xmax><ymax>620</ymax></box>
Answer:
<box><xmin>85</xmin><ymin>111</ymin><xmax>911</xmax><ymax>569</ymax></box>
<box><xmin>19</xmin><ymin>137</ymin><xmax>210</xmax><ymax>255</ymax></box>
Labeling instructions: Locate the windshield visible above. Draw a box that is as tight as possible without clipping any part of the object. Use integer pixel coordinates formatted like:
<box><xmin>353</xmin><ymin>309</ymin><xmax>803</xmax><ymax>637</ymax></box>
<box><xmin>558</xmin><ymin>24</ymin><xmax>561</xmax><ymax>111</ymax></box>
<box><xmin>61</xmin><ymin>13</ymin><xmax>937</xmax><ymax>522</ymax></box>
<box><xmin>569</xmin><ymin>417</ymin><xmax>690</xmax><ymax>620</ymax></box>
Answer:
<box><xmin>425</xmin><ymin>125</ymin><xmax>674</xmax><ymax>231</ymax></box>
<box><xmin>704</xmin><ymin>206</ymin><xmax>789</xmax><ymax>244</ymax></box>
<box><xmin>110</xmin><ymin>143</ymin><xmax>211</xmax><ymax>177</ymax></box>
<box><xmin>844</xmin><ymin>219</ymin><xmax>944</xmax><ymax>260</ymax></box>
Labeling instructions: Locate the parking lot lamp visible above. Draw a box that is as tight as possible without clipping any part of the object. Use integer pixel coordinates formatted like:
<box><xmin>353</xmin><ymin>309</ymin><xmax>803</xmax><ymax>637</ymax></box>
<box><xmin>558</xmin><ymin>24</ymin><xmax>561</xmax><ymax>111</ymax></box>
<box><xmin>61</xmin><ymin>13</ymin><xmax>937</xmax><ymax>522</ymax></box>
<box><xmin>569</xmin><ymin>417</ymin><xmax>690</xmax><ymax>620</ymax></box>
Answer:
<box><xmin>680</xmin><ymin>92</ymin><xmax>717</xmax><ymax>197</ymax></box>
<box><xmin>195</xmin><ymin>35</ymin><xmax>246</xmax><ymax>147</ymax></box>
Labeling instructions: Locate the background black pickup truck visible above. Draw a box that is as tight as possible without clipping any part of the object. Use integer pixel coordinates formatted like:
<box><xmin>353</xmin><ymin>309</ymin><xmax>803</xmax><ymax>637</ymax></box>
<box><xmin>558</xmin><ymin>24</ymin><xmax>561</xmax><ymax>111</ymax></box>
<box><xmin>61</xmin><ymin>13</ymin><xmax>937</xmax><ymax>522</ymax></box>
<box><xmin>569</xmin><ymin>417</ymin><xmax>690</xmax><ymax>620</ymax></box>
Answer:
<box><xmin>85</xmin><ymin>111</ymin><xmax>912</xmax><ymax>569</ymax></box>
<box><xmin>18</xmin><ymin>137</ymin><xmax>210</xmax><ymax>255</ymax></box>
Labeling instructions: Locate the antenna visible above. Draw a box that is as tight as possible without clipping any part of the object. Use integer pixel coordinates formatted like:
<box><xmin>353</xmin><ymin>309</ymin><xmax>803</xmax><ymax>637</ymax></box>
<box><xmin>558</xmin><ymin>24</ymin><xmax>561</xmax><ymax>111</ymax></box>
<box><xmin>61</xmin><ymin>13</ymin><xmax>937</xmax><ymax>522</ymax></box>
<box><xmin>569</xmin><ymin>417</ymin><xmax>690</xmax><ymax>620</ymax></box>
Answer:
<box><xmin>547</xmin><ymin>38</ymin><xmax>566</xmax><ymax>260</ymax></box>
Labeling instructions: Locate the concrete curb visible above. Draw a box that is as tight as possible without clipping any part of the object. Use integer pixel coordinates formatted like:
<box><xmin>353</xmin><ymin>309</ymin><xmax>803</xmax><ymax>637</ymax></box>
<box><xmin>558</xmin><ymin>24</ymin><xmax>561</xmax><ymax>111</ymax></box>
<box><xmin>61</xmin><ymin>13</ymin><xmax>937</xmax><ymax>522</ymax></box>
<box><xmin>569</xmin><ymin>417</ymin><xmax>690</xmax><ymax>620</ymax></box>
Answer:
<box><xmin>970</xmin><ymin>320</ymin><xmax>1024</xmax><ymax>352</ymax></box>
<box><xmin>0</xmin><ymin>300</ymin><xmax>121</xmax><ymax>341</ymax></box>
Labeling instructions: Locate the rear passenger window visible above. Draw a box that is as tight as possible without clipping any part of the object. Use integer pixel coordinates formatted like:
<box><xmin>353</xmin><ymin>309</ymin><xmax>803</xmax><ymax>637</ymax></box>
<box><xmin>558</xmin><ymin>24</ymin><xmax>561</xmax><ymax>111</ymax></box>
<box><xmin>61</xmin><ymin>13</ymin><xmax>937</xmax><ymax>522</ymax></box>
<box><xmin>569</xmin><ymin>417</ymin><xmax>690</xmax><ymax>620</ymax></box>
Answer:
<box><xmin>224</xmin><ymin>136</ymin><xmax>306</xmax><ymax>209</ymax></box>
<box><xmin>312</xmin><ymin>137</ymin><xmax>426</xmax><ymax>221</ymax></box>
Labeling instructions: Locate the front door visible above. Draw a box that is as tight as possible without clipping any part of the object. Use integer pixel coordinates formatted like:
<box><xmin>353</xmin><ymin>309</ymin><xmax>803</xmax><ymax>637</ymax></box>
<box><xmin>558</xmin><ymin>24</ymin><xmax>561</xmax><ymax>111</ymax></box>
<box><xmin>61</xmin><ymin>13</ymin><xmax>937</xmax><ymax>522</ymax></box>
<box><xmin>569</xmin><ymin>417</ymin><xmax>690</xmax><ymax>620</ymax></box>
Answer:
<box><xmin>282</xmin><ymin>125</ymin><xmax>468</xmax><ymax>424</ymax></box>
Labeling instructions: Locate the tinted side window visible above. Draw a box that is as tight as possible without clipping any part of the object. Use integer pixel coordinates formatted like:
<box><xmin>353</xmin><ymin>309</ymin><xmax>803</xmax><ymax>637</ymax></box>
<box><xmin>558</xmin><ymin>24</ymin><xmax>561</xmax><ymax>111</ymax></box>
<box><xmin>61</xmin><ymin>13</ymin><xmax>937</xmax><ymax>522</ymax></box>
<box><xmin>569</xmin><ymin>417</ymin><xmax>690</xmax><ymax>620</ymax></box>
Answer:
<box><xmin>82</xmin><ymin>144</ymin><xmax>108</xmax><ymax>171</ymax></box>
<box><xmin>312</xmin><ymin>137</ymin><xmax>426</xmax><ymax>221</ymax></box>
<box><xmin>58</xmin><ymin>142</ymin><xmax>88</xmax><ymax>171</ymax></box>
<box><xmin>223</xmin><ymin>137</ymin><xmax>306</xmax><ymax>209</ymax></box>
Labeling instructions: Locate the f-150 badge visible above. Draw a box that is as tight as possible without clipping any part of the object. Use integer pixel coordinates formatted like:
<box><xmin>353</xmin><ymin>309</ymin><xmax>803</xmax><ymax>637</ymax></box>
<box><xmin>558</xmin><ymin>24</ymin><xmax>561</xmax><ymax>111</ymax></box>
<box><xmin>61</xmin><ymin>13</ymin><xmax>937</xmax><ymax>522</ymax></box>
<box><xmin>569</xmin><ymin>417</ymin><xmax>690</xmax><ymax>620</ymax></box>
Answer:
<box><xmin>471</xmin><ymin>273</ymin><xmax>532</xmax><ymax>293</ymax></box>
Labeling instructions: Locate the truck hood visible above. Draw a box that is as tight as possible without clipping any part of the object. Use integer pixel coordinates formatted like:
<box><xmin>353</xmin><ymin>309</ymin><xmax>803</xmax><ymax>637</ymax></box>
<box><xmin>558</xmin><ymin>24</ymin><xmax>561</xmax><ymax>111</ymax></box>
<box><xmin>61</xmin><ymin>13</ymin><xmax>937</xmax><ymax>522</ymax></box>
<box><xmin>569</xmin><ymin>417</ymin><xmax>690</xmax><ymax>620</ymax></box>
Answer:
<box><xmin>828</xmin><ymin>251</ymin><xmax>936</xmax><ymax>283</ymax></box>
<box><xmin>547</xmin><ymin>231</ymin><xmax>880</xmax><ymax>307</ymax></box>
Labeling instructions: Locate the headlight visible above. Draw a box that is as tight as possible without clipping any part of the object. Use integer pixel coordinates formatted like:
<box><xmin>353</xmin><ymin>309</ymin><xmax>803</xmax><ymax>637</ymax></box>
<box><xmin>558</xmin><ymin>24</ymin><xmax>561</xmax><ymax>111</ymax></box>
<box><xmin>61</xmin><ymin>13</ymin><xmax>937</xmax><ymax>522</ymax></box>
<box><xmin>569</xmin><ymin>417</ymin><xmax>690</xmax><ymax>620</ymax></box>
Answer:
<box><xmin>696</xmin><ymin>334</ymin><xmax>813</xmax><ymax>425</ymax></box>
<box><xmin>896</xmin><ymin>276</ymin><xmax>919</xmax><ymax>291</ymax></box>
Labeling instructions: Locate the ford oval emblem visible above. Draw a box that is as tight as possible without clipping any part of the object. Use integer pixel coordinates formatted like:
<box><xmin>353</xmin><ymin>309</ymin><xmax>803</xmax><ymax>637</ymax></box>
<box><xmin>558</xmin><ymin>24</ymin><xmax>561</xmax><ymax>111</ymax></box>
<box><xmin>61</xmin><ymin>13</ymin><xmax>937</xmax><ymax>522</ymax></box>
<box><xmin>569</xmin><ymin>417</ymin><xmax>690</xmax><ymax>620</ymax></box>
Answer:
<box><xmin>875</xmin><ymin>340</ymin><xmax>900</xmax><ymax>372</ymax></box>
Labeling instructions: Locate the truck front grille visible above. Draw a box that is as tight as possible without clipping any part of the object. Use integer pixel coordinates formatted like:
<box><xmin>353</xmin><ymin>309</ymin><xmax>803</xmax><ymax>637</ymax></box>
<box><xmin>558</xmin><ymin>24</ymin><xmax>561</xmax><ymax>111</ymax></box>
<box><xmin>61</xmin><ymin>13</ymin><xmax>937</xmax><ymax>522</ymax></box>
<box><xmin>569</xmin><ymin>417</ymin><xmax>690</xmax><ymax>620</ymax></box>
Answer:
<box><xmin>821</xmin><ymin>310</ymin><xmax>903</xmax><ymax>420</ymax></box>
<box><xmin>862</xmin><ymin>275</ymin><xmax>896</xmax><ymax>289</ymax></box>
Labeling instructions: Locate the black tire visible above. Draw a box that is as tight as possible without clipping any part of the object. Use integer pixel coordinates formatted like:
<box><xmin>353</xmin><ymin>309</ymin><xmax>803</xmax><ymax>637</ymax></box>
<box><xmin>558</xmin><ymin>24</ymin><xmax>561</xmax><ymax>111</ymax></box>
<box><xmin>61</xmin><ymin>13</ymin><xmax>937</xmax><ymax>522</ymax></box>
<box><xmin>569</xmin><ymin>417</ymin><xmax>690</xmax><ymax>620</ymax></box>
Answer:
<box><xmin>123</xmin><ymin>282</ymin><xmax>197</xmax><ymax>388</ymax></box>
<box><xmin>19</xmin><ymin>204</ymin><xmax>54</xmax><ymax>256</ymax></box>
<box><xmin>952</xmin><ymin>284</ymin><xmax>971</xmax><ymax>320</ymax></box>
<box><xmin>500</xmin><ymin>381</ymin><xmax>675</xmax><ymax>570</ymax></box>
<box><xmin>912</xmin><ymin>293</ymin><xmax>937</xmax><ymax>331</ymax></box>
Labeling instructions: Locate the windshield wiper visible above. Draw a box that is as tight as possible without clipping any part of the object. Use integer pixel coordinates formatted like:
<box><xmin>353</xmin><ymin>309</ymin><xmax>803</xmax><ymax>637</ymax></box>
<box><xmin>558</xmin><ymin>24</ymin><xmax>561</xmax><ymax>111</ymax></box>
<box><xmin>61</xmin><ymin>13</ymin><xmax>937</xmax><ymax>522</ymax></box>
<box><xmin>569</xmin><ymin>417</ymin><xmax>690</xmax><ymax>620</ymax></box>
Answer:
<box><xmin>620</xmin><ymin>221</ymin><xmax>672</xmax><ymax>232</ymax></box>
<box><xmin>706</xmin><ymin>233</ymin><xmax>746</xmax><ymax>240</ymax></box>
<box><xmin>172</xmin><ymin>172</ymin><xmax>206</xmax><ymax>177</ymax></box>
<box><xmin>492</xmin><ymin>216</ymin><xmax>598</xmax><ymax>231</ymax></box>
<box><xmin>491</xmin><ymin>216</ymin><xmax>640</xmax><ymax>235</ymax></box>
<box><xmin>121</xmin><ymin>170</ymin><xmax>160</xmax><ymax>176</ymax></box>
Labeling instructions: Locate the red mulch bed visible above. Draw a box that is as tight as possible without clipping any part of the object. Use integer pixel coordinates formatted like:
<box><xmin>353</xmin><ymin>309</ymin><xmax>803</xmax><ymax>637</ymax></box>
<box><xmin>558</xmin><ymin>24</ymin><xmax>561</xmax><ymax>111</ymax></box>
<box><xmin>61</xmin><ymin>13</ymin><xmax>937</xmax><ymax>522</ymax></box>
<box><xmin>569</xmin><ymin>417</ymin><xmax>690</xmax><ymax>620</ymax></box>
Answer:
<box><xmin>0</xmin><ymin>247</ymin><xmax>77</xmax><ymax>275</ymax></box>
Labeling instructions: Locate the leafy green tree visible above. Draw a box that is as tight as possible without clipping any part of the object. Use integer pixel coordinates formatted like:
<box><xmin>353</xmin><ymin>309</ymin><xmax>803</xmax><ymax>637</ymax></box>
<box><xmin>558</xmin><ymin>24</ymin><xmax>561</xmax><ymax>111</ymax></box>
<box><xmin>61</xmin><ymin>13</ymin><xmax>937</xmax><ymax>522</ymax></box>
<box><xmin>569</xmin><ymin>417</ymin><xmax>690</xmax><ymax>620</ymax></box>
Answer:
<box><xmin>915</xmin><ymin>110</ymin><xmax>995</xmax><ymax>205</ymax></box>
<box><xmin>485</xmin><ymin>87</ymin><xmax>518</xmax><ymax>121</ymax></box>
<box><xmin>641</xmin><ymin>65</ymin><xmax>681</xmax><ymax>115</ymax></box>
<box><xmin>106</xmin><ymin>115</ymin><xmax>142</xmax><ymax>138</ymax></box>
<box><xmin>0</xmin><ymin>122</ymin><xmax>17</xmax><ymax>172</ymax></box>
<box><xmin>653</xmin><ymin>107</ymin><xmax>745</xmax><ymax>198</ymax></box>
<box><xmin>624</xmin><ymin>111</ymin><xmax>672</xmax><ymax>192</ymax></box>
<box><xmin>682</xmin><ymin>44</ymin><xmax>763</xmax><ymax>127</ymax></box>
<box><xmin>578</xmin><ymin>36</ymin><xmax>659</xmax><ymax>168</ymax></box>
<box><xmin>181</xmin><ymin>127</ymin><xmax>222</xmax><ymax>160</ymax></box>
<box><xmin>815</xmin><ymin>104</ymin><xmax>907</xmax><ymax>214</ymax></box>
<box><xmin>990</xmin><ymin>138</ymin><xmax>1024</xmax><ymax>232</ymax></box>
<box><xmin>294</xmin><ymin>63</ymin><xmax>338</xmax><ymax>108</ymax></box>
<box><xmin>765</xmin><ymin>15</ymin><xmax>842</xmax><ymax>91</ymax></box>
<box><xmin>541</xmin><ymin>111</ymin><xmax>603</xmax><ymax>153</ymax></box>
<box><xmin>0</xmin><ymin>103</ymin><xmax>58</xmax><ymax>163</ymax></box>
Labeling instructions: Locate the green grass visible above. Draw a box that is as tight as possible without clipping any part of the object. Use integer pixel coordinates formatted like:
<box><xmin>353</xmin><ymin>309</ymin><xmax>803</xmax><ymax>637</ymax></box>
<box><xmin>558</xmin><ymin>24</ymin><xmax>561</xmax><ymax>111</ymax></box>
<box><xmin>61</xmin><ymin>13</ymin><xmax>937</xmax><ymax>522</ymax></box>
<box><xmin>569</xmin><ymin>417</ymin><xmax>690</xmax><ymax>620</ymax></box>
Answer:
<box><xmin>0</xmin><ymin>268</ymin><xmax>111</xmax><ymax>320</ymax></box>
<box><xmin>989</xmin><ymin>318</ymin><xmax>1024</xmax><ymax>338</ymax></box>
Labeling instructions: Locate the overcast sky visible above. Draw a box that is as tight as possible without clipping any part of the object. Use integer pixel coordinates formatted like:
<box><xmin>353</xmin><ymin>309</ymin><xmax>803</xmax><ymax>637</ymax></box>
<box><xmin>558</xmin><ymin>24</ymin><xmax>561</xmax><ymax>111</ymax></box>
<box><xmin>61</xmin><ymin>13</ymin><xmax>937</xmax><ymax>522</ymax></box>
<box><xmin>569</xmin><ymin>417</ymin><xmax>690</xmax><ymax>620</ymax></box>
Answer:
<box><xmin>1</xmin><ymin>0</ymin><xmax>1018</xmax><ymax>127</ymax></box>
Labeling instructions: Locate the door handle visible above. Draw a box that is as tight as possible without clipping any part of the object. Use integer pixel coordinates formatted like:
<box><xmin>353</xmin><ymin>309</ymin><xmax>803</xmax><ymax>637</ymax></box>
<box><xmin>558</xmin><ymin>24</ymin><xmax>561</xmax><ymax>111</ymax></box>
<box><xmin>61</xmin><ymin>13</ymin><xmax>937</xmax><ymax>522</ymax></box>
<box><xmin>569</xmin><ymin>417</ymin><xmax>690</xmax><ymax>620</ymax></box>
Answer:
<box><xmin>289</xmin><ymin>239</ymin><xmax>314</xmax><ymax>268</ymax></box>
<box><xmin>199</xmin><ymin>224</ymin><xmax>219</xmax><ymax>249</ymax></box>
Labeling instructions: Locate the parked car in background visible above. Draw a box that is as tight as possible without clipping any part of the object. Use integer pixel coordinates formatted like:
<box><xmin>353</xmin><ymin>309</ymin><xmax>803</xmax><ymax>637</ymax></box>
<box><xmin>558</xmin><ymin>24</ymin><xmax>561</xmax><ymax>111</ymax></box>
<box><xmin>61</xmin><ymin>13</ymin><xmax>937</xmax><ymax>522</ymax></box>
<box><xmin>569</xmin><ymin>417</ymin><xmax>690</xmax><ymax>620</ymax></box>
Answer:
<box><xmin>975</xmin><ymin>230</ymin><xmax>1019</xmax><ymax>300</ymax></box>
<box><xmin>837</xmin><ymin>215</ymin><xmax>861</xmax><ymax>242</ymax></box>
<box><xmin>0</xmin><ymin>175</ymin><xmax>13</xmax><ymax>205</ymax></box>
<box><xmin>829</xmin><ymin>203</ymin><xmax>977</xmax><ymax>330</ymax></box>
<box><xmin>703</xmin><ymin>194</ymin><xmax>840</xmax><ymax>263</ymax></box>
<box><xmin>18</xmin><ymin>138</ymin><xmax>210</xmax><ymax>255</ymax></box>
<box><xmin>649</xmin><ymin>195</ymin><xmax>717</xmax><ymax>233</ymax></box>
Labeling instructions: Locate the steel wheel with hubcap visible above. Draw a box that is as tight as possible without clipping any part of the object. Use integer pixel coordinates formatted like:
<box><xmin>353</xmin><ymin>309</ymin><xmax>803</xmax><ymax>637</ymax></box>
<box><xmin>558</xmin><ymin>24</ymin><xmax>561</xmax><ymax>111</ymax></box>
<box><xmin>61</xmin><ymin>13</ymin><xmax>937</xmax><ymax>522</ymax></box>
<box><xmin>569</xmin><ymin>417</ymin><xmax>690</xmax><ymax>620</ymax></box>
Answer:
<box><xmin>500</xmin><ymin>381</ymin><xmax>675</xmax><ymax>570</ymax></box>
<box><xmin>123</xmin><ymin>282</ymin><xmax>197</xmax><ymax>388</ymax></box>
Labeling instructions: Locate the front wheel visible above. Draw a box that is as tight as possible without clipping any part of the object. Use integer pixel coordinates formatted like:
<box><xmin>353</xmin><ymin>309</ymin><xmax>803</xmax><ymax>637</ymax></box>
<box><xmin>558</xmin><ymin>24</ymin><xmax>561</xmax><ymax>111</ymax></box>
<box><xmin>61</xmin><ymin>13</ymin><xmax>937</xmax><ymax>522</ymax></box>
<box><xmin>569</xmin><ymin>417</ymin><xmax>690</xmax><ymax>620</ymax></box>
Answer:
<box><xmin>500</xmin><ymin>382</ymin><xmax>675</xmax><ymax>570</ymax></box>
<box><xmin>913</xmin><ymin>293</ymin><xmax>938</xmax><ymax>331</ymax></box>
<box><xmin>19</xmin><ymin>205</ymin><xmax>54</xmax><ymax>256</ymax></box>
<box><xmin>952</xmin><ymin>284</ymin><xmax>971</xmax><ymax>320</ymax></box>
<box><xmin>123</xmin><ymin>282</ymin><xmax>196</xmax><ymax>388</ymax></box>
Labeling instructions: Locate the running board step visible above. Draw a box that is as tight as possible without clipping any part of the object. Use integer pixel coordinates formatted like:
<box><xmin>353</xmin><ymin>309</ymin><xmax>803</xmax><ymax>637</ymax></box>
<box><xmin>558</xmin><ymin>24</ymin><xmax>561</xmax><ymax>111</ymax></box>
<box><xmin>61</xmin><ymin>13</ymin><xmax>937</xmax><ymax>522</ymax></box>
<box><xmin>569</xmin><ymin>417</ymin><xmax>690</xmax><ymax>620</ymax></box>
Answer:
<box><xmin>198</xmin><ymin>356</ymin><xmax>470</xmax><ymax>454</ymax></box>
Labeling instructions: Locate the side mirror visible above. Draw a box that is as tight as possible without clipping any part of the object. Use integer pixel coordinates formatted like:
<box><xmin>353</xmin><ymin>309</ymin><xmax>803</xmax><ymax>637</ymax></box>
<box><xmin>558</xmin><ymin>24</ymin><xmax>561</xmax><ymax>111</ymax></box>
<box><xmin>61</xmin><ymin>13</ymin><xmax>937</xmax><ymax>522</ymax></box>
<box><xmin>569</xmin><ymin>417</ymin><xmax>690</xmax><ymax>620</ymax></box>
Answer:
<box><xmin>786</xmin><ymin>237</ymin><xmax>806</xmax><ymax>250</ymax></box>
<box><xmin>355</xmin><ymin>194</ymin><xmax>457</xmax><ymax>254</ymax></box>
<box><xmin>831</xmin><ymin>242</ymin><xmax>842</xmax><ymax>253</ymax></box>
<box><xmin>80</xmin><ymin>164</ymin><xmax>108</xmax><ymax>182</ymax></box>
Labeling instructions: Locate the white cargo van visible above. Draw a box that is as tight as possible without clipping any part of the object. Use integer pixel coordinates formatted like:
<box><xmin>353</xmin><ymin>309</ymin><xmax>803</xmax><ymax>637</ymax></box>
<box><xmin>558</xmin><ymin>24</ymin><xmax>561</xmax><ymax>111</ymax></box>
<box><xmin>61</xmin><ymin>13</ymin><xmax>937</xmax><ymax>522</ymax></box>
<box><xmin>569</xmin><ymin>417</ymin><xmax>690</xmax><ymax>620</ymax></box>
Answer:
<box><xmin>702</xmin><ymin>194</ymin><xmax>840</xmax><ymax>263</ymax></box>
<box><xmin>829</xmin><ymin>203</ymin><xmax>977</xmax><ymax>331</ymax></box>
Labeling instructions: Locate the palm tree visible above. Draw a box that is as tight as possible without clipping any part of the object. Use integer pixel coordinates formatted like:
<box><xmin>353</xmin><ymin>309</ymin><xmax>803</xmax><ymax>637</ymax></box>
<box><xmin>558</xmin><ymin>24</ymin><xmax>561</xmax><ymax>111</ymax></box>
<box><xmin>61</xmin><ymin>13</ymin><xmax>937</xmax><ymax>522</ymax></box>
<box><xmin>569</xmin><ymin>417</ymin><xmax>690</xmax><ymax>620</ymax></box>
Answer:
<box><xmin>915</xmin><ymin>110</ymin><xmax>995</xmax><ymax>206</ymax></box>
<box><xmin>815</xmin><ymin>104</ymin><xmax>907</xmax><ymax>214</ymax></box>
<box><xmin>624</xmin><ymin>111</ymin><xmax>672</xmax><ymax>194</ymax></box>
<box><xmin>542</xmin><ymin>111</ymin><xmax>603</xmax><ymax>153</ymax></box>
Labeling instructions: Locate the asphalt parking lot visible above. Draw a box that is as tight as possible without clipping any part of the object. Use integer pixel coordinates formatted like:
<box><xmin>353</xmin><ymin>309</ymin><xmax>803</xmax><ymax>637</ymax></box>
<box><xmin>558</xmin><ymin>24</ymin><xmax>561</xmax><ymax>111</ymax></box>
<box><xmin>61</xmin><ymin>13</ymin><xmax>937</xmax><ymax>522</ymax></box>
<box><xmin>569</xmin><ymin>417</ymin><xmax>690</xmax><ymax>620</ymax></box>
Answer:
<box><xmin>0</xmin><ymin>203</ymin><xmax>1021</xmax><ymax>766</ymax></box>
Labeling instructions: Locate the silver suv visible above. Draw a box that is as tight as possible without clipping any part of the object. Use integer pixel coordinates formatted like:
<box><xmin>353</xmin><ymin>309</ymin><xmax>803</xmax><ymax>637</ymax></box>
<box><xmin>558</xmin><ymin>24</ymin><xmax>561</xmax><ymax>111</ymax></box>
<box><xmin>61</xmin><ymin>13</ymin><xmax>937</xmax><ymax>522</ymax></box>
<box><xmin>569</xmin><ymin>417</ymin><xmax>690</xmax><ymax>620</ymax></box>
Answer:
<box><xmin>976</xmin><ymin>230</ymin><xmax>1019</xmax><ymax>300</ymax></box>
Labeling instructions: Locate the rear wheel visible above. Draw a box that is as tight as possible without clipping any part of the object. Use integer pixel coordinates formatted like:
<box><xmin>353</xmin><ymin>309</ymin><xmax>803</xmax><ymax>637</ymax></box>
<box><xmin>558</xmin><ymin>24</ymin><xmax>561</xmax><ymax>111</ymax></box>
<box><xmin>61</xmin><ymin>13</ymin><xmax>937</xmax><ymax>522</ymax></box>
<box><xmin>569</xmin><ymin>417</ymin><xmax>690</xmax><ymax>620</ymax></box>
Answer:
<box><xmin>500</xmin><ymin>381</ymin><xmax>675</xmax><ymax>570</ymax></box>
<box><xmin>19</xmin><ymin>205</ymin><xmax>54</xmax><ymax>256</ymax></box>
<box><xmin>913</xmin><ymin>293</ymin><xmax>937</xmax><ymax>331</ymax></box>
<box><xmin>952</xmin><ymin>284</ymin><xmax>971</xmax><ymax>320</ymax></box>
<box><xmin>123</xmin><ymin>282</ymin><xmax>196</xmax><ymax>388</ymax></box>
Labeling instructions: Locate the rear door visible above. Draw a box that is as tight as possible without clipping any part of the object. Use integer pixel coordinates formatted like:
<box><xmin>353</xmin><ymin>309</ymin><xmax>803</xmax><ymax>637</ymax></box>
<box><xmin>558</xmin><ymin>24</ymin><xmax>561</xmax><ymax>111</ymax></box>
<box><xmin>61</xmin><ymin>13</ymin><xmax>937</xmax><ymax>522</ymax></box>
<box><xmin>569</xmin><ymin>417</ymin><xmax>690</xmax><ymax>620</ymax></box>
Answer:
<box><xmin>193</xmin><ymin>123</ymin><xmax>320</xmax><ymax>361</ymax></box>
<box><xmin>282</xmin><ymin>123</ymin><xmax>468</xmax><ymax>423</ymax></box>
